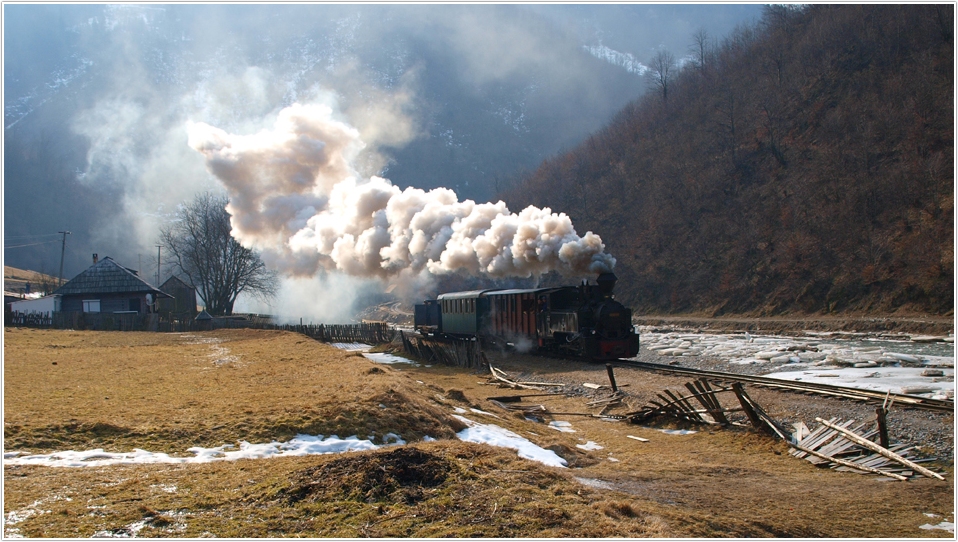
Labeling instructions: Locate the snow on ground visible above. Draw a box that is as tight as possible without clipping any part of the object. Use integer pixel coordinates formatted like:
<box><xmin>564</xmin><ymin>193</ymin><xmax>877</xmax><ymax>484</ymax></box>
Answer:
<box><xmin>4</xmin><ymin>417</ymin><xmax>569</xmax><ymax>473</ymax></box>
<box><xmin>576</xmin><ymin>441</ymin><xmax>604</xmax><ymax>451</ymax></box>
<box><xmin>639</xmin><ymin>329</ymin><xmax>955</xmax><ymax>400</ymax></box>
<box><xmin>4</xmin><ymin>496</ymin><xmax>72</xmax><ymax>538</ymax></box>
<box><xmin>362</xmin><ymin>352</ymin><xmax>420</xmax><ymax>366</ymax></box>
<box><xmin>328</xmin><ymin>342</ymin><xmax>372</xmax><ymax>351</ymax></box>
<box><xmin>2</xmin><ymin>434</ymin><xmax>399</xmax><ymax>468</ymax></box>
<box><xmin>548</xmin><ymin>421</ymin><xmax>576</xmax><ymax>433</ymax></box>
<box><xmin>453</xmin><ymin>414</ymin><xmax>568</xmax><ymax>468</ymax></box>
<box><xmin>920</xmin><ymin>520</ymin><xmax>955</xmax><ymax>534</ymax></box>
<box><xmin>329</xmin><ymin>342</ymin><xmax>420</xmax><ymax>365</ymax></box>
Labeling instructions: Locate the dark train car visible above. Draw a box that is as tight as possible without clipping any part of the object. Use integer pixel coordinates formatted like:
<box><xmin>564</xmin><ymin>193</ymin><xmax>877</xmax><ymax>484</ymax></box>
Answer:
<box><xmin>414</xmin><ymin>273</ymin><xmax>640</xmax><ymax>361</ymax></box>
<box><xmin>435</xmin><ymin>290</ymin><xmax>494</xmax><ymax>336</ymax></box>
<box><xmin>413</xmin><ymin>299</ymin><xmax>441</xmax><ymax>334</ymax></box>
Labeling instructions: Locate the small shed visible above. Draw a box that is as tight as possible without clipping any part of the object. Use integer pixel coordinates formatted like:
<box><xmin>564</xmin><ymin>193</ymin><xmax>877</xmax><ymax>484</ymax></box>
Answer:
<box><xmin>157</xmin><ymin>275</ymin><xmax>198</xmax><ymax>317</ymax></box>
<box><xmin>53</xmin><ymin>257</ymin><xmax>170</xmax><ymax>315</ymax></box>
<box><xmin>10</xmin><ymin>294</ymin><xmax>61</xmax><ymax>315</ymax></box>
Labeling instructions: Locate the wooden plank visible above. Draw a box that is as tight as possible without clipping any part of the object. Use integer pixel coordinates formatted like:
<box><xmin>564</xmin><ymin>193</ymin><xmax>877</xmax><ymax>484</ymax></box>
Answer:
<box><xmin>789</xmin><ymin>442</ymin><xmax>909</xmax><ymax>481</ymax></box>
<box><xmin>732</xmin><ymin>382</ymin><xmax>765</xmax><ymax>432</ymax></box>
<box><xmin>663</xmin><ymin>389</ymin><xmax>703</xmax><ymax>421</ymax></box>
<box><xmin>697</xmin><ymin>379</ymin><xmax>730</xmax><ymax>424</ymax></box>
<box><xmin>815</xmin><ymin>417</ymin><xmax>945</xmax><ymax>480</ymax></box>
<box><xmin>685</xmin><ymin>382</ymin><xmax>718</xmax><ymax>423</ymax></box>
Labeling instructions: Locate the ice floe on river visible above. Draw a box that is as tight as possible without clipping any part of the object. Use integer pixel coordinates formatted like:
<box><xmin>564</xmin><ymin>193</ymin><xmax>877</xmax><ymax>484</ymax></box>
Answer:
<box><xmin>639</xmin><ymin>329</ymin><xmax>955</xmax><ymax>400</ymax></box>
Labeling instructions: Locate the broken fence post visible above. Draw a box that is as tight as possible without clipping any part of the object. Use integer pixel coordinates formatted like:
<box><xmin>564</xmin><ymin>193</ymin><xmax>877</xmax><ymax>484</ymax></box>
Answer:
<box><xmin>875</xmin><ymin>406</ymin><xmax>890</xmax><ymax>449</ymax></box>
<box><xmin>605</xmin><ymin>364</ymin><xmax>619</xmax><ymax>392</ymax></box>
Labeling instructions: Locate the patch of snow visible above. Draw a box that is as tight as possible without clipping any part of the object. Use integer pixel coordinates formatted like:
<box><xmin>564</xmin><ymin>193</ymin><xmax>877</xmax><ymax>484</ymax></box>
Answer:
<box><xmin>328</xmin><ymin>342</ymin><xmax>371</xmax><ymax>351</ymax></box>
<box><xmin>583</xmin><ymin>44</ymin><xmax>648</xmax><ymax>75</ymax></box>
<box><xmin>453</xmin><ymin>414</ymin><xmax>567</xmax><ymax>468</ymax></box>
<box><xmin>657</xmin><ymin>429</ymin><xmax>697</xmax><ymax>435</ymax></box>
<box><xmin>919</xmin><ymin>521</ymin><xmax>955</xmax><ymax>534</ymax></box>
<box><xmin>4</xmin><ymin>496</ymin><xmax>70</xmax><ymax>538</ymax></box>
<box><xmin>3</xmin><ymin>434</ymin><xmax>387</xmax><ymax>468</ymax></box>
<box><xmin>547</xmin><ymin>420</ymin><xmax>576</xmax><ymax>433</ymax></box>
<box><xmin>576</xmin><ymin>441</ymin><xmax>604</xmax><ymax>451</ymax></box>
<box><xmin>469</xmin><ymin>407</ymin><xmax>500</xmax><ymax>418</ymax></box>
<box><xmin>362</xmin><ymin>352</ymin><xmax>419</xmax><ymax>366</ymax></box>
<box><xmin>151</xmin><ymin>484</ymin><xmax>177</xmax><ymax>493</ymax></box>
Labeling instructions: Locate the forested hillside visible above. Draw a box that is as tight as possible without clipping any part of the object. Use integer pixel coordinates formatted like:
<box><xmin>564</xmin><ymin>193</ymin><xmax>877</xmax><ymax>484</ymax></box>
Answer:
<box><xmin>506</xmin><ymin>4</ymin><xmax>953</xmax><ymax>315</ymax></box>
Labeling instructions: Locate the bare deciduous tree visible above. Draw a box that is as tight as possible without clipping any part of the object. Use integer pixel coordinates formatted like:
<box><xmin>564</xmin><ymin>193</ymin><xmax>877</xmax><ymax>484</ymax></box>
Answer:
<box><xmin>689</xmin><ymin>28</ymin><xmax>713</xmax><ymax>75</ymax></box>
<box><xmin>647</xmin><ymin>49</ymin><xmax>677</xmax><ymax>103</ymax></box>
<box><xmin>160</xmin><ymin>192</ymin><xmax>277</xmax><ymax>316</ymax></box>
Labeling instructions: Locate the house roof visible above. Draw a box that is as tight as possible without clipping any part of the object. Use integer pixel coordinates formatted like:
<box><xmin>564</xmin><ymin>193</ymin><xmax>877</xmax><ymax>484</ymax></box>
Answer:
<box><xmin>53</xmin><ymin>257</ymin><xmax>171</xmax><ymax>297</ymax></box>
<box><xmin>160</xmin><ymin>275</ymin><xmax>194</xmax><ymax>292</ymax></box>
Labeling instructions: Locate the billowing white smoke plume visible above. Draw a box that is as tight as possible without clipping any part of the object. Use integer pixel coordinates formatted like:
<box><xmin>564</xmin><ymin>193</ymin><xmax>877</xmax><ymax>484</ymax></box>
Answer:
<box><xmin>187</xmin><ymin>102</ymin><xmax>615</xmax><ymax>281</ymax></box>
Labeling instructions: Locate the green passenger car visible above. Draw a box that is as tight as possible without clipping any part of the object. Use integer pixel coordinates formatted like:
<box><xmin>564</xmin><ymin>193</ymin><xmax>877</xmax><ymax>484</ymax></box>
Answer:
<box><xmin>435</xmin><ymin>290</ymin><xmax>494</xmax><ymax>336</ymax></box>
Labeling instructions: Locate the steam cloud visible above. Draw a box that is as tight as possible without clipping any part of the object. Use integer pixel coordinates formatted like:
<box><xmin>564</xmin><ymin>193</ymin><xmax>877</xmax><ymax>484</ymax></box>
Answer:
<box><xmin>187</xmin><ymin>102</ymin><xmax>615</xmax><ymax>281</ymax></box>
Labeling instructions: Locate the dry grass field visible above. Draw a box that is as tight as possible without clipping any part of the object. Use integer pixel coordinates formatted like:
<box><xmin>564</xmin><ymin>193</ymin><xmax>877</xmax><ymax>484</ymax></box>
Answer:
<box><xmin>3</xmin><ymin>327</ymin><xmax>954</xmax><ymax>537</ymax></box>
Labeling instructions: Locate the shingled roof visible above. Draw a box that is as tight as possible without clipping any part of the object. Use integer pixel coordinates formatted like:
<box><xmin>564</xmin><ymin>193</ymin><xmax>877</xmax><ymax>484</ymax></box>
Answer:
<box><xmin>53</xmin><ymin>257</ymin><xmax>170</xmax><ymax>297</ymax></box>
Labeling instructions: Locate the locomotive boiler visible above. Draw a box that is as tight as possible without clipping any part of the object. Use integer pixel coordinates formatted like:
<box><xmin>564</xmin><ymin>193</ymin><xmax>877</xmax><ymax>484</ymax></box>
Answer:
<box><xmin>413</xmin><ymin>272</ymin><xmax>639</xmax><ymax>361</ymax></box>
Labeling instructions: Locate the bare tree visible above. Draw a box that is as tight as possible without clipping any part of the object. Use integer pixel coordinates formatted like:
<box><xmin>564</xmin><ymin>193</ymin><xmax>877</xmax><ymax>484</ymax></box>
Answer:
<box><xmin>647</xmin><ymin>49</ymin><xmax>677</xmax><ymax>103</ymax></box>
<box><xmin>160</xmin><ymin>192</ymin><xmax>277</xmax><ymax>316</ymax></box>
<box><xmin>689</xmin><ymin>28</ymin><xmax>713</xmax><ymax>75</ymax></box>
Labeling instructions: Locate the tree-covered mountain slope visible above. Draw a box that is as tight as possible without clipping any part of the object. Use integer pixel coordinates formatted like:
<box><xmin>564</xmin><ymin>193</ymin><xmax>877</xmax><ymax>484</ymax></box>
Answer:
<box><xmin>506</xmin><ymin>4</ymin><xmax>953</xmax><ymax>316</ymax></box>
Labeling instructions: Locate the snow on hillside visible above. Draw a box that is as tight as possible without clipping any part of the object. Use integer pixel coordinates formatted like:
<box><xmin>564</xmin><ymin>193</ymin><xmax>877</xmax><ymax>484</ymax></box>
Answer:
<box><xmin>583</xmin><ymin>44</ymin><xmax>647</xmax><ymax>75</ymax></box>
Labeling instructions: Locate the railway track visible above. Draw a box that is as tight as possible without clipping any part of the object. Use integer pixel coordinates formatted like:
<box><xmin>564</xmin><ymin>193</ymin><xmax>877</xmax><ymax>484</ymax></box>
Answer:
<box><xmin>615</xmin><ymin>359</ymin><xmax>955</xmax><ymax>413</ymax></box>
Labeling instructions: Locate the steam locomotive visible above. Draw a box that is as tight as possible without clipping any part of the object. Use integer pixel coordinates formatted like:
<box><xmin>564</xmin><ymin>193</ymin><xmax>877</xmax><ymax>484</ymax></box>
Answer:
<box><xmin>413</xmin><ymin>272</ymin><xmax>639</xmax><ymax>361</ymax></box>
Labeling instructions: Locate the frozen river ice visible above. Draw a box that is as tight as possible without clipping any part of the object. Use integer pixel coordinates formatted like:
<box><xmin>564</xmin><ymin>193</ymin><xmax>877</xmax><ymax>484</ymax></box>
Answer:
<box><xmin>638</xmin><ymin>329</ymin><xmax>954</xmax><ymax>400</ymax></box>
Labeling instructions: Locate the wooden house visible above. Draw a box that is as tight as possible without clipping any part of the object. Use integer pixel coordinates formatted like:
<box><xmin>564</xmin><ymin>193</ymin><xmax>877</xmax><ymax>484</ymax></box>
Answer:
<box><xmin>53</xmin><ymin>257</ymin><xmax>170</xmax><ymax>315</ymax></box>
<box><xmin>157</xmin><ymin>275</ymin><xmax>198</xmax><ymax>317</ymax></box>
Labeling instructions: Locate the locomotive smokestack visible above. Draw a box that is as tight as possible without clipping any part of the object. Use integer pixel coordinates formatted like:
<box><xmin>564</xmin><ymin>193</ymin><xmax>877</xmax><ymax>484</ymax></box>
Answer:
<box><xmin>596</xmin><ymin>272</ymin><xmax>617</xmax><ymax>298</ymax></box>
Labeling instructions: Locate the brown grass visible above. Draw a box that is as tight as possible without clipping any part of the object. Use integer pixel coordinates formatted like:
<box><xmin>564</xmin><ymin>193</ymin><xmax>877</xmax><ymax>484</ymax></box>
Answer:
<box><xmin>4</xmin><ymin>328</ymin><xmax>954</xmax><ymax>537</ymax></box>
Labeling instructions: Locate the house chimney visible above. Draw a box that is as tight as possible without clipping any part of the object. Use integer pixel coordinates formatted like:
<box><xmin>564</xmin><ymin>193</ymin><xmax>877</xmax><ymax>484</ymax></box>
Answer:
<box><xmin>93</xmin><ymin>253</ymin><xmax>98</xmax><ymax>264</ymax></box>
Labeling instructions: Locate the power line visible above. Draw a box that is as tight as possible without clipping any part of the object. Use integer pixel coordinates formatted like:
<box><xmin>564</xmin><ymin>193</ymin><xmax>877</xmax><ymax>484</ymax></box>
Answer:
<box><xmin>4</xmin><ymin>240</ymin><xmax>62</xmax><ymax>249</ymax></box>
<box><xmin>4</xmin><ymin>233</ymin><xmax>63</xmax><ymax>241</ymax></box>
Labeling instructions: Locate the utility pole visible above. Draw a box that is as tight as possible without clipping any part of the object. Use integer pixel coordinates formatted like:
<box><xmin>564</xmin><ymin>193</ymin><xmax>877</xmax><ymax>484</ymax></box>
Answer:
<box><xmin>156</xmin><ymin>245</ymin><xmax>162</xmax><ymax>286</ymax></box>
<box><xmin>57</xmin><ymin>231</ymin><xmax>71</xmax><ymax>287</ymax></box>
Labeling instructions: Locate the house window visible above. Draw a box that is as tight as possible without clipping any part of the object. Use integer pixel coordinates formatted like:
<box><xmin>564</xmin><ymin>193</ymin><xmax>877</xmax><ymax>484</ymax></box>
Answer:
<box><xmin>82</xmin><ymin>299</ymin><xmax>100</xmax><ymax>313</ymax></box>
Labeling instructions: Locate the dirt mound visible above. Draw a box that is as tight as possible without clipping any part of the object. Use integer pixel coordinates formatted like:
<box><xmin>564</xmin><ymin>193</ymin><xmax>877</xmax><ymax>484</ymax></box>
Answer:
<box><xmin>282</xmin><ymin>447</ymin><xmax>452</xmax><ymax>505</ymax></box>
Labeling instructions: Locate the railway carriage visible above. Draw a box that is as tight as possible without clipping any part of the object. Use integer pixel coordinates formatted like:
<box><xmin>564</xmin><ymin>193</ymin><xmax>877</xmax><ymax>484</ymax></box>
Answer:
<box><xmin>414</xmin><ymin>273</ymin><xmax>639</xmax><ymax>361</ymax></box>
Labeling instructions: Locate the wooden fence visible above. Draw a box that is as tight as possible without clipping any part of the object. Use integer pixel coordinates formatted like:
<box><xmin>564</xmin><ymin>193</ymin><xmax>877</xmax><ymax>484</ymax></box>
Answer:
<box><xmin>6</xmin><ymin>311</ymin><xmax>160</xmax><ymax>331</ymax></box>
<box><xmin>398</xmin><ymin>331</ymin><xmax>487</xmax><ymax>369</ymax></box>
<box><xmin>273</xmin><ymin>322</ymin><xmax>394</xmax><ymax>344</ymax></box>
<box><xmin>6</xmin><ymin>311</ymin><xmax>54</xmax><ymax>328</ymax></box>
<box><xmin>5</xmin><ymin>310</ymin><xmax>395</xmax><ymax>345</ymax></box>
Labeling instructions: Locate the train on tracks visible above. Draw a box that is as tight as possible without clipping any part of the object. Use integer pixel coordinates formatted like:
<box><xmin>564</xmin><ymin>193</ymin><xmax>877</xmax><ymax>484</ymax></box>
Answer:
<box><xmin>413</xmin><ymin>272</ymin><xmax>639</xmax><ymax>361</ymax></box>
